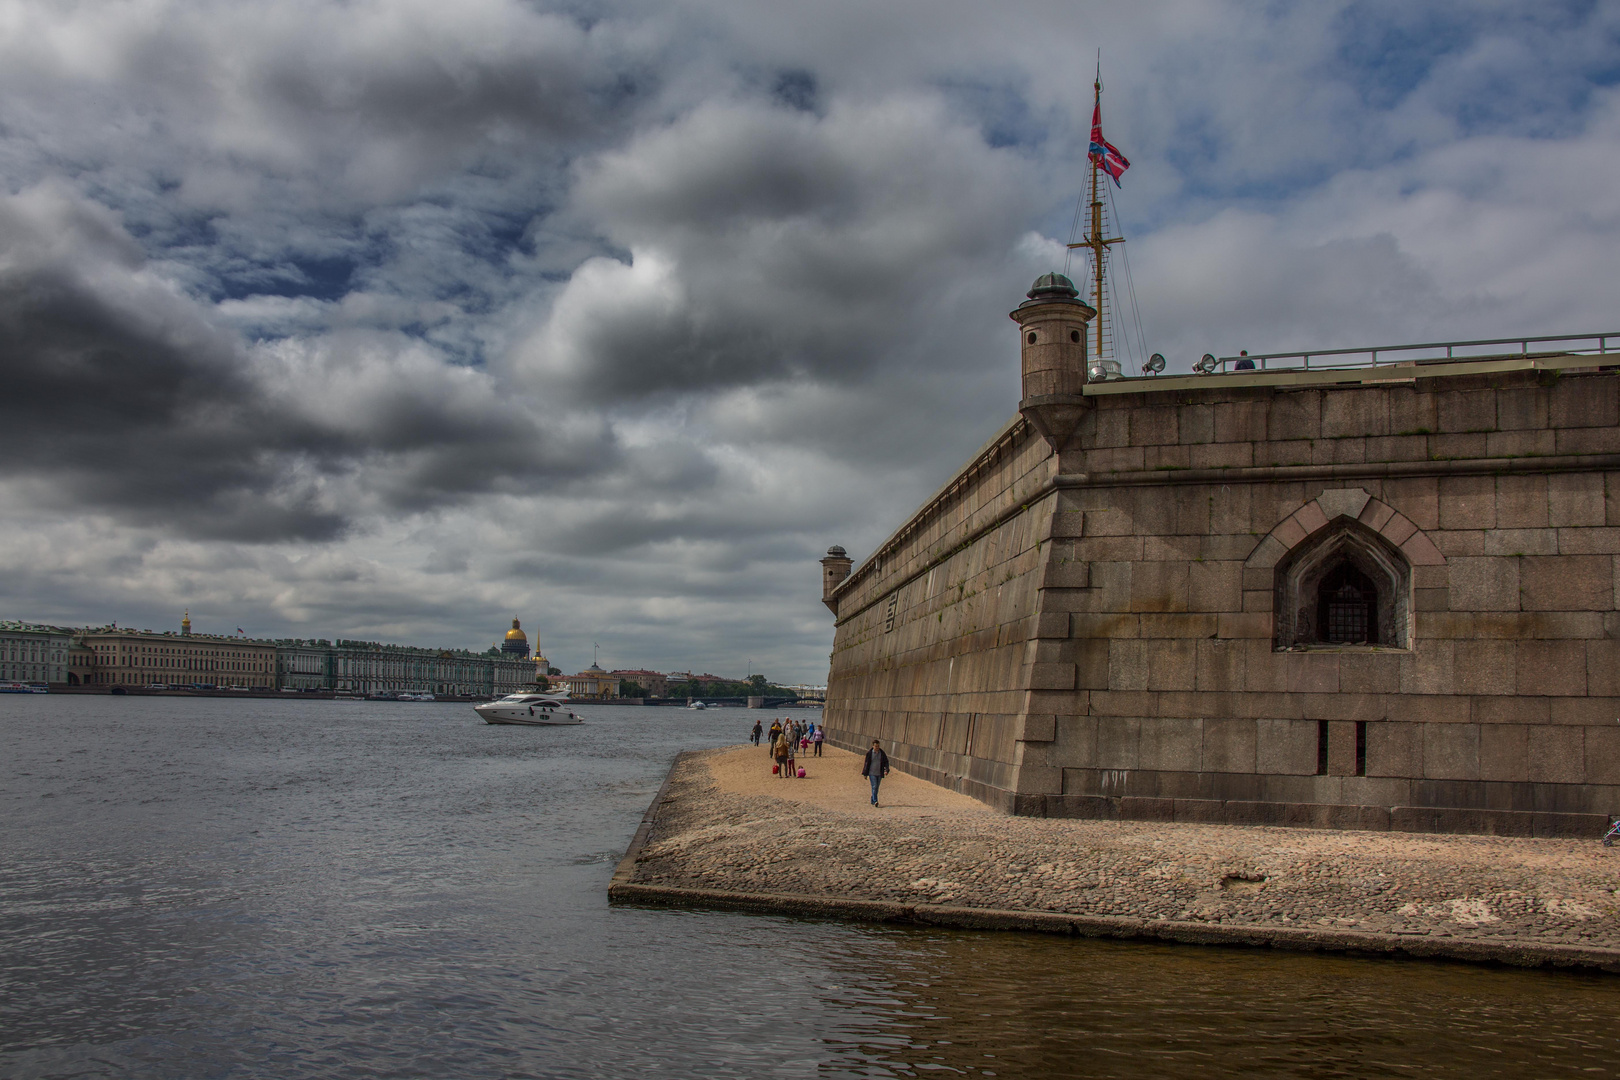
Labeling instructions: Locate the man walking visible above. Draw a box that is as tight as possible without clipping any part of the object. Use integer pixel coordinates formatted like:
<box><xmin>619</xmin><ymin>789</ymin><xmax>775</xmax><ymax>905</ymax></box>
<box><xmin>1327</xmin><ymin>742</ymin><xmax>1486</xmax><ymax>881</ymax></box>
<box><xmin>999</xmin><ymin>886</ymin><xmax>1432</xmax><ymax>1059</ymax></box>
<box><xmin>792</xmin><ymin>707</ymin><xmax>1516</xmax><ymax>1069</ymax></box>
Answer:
<box><xmin>861</xmin><ymin>739</ymin><xmax>890</xmax><ymax>806</ymax></box>
<box><xmin>750</xmin><ymin>719</ymin><xmax>763</xmax><ymax>746</ymax></box>
<box><xmin>768</xmin><ymin>718</ymin><xmax>782</xmax><ymax>753</ymax></box>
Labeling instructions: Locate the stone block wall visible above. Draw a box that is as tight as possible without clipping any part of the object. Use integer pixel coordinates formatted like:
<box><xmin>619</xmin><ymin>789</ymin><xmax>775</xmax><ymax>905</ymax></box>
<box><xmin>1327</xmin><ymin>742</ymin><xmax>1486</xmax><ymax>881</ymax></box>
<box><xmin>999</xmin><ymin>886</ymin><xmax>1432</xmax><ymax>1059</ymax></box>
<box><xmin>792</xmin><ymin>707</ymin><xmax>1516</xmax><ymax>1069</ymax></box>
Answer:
<box><xmin>821</xmin><ymin>417</ymin><xmax>1061</xmax><ymax>807</ymax></box>
<box><xmin>825</xmin><ymin>359</ymin><xmax>1620</xmax><ymax>835</ymax></box>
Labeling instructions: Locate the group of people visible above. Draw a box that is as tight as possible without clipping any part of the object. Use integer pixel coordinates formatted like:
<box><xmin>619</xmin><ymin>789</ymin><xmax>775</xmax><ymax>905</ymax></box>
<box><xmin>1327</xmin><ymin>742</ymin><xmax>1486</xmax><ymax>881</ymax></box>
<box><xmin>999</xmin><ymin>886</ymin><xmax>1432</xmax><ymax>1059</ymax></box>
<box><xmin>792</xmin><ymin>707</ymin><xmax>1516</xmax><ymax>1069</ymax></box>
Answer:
<box><xmin>752</xmin><ymin>716</ymin><xmax>823</xmax><ymax>779</ymax></box>
<box><xmin>748</xmin><ymin>717</ymin><xmax>892</xmax><ymax>805</ymax></box>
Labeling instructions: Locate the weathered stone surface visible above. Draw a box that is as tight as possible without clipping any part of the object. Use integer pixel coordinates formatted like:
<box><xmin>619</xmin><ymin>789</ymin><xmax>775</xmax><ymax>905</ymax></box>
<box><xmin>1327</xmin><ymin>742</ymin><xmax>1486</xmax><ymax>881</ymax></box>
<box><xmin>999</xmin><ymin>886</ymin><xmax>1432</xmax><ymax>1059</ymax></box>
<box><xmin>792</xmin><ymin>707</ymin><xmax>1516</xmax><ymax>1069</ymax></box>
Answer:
<box><xmin>823</xmin><ymin>345</ymin><xmax>1620</xmax><ymax>836</ymax></box>
<box><xmin>1449</xmin><ymin>557</ymin><xmax>1521</xmax><ymax>611</ymax></box>
<box><xmin>622</xmin><ymin>748</ymin><xmax>1620</xmax><ymax>967</ymax></box>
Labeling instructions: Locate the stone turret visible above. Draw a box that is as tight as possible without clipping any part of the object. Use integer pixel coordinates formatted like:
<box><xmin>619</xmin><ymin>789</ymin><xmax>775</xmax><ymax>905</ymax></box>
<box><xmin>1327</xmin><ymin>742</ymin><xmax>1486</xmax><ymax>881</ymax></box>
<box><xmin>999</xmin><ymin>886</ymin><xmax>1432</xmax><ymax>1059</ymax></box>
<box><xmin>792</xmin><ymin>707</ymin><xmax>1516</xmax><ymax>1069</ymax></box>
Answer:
<box><xmin>1010</xmin><ymin>272</ymin><xmax>1097</xmax><ymax>451</ymax></box>
<box><xmin>820</xmin><ymin>545</ymin><xmax>852</xmax><ymax>612</ymax></box>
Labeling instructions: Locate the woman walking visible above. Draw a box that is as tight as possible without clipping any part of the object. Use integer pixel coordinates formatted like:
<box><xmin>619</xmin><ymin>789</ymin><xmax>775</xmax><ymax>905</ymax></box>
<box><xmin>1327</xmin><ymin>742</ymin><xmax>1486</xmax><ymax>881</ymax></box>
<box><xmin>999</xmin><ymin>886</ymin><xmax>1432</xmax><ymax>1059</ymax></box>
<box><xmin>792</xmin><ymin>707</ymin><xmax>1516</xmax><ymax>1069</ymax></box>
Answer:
<box><xmin>812</xmin><ymin>726</ymin><xmax>824</xmax><ymax>757</ymax></box>
<box><xmin>772</xmin><ymin>729</ymin><xmax>791</xmax><ymax>778</ymax></box>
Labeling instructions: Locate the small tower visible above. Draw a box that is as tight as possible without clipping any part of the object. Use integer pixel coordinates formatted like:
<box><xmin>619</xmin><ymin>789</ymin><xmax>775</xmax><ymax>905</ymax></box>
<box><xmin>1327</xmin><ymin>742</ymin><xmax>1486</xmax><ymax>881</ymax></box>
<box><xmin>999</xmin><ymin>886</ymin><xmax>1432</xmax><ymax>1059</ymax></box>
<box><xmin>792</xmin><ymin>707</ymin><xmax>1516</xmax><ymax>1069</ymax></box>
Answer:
<box><xmin>1010</xmin><ymin>272</ymin><xmax>1097</xmax><ymax>452</ymax></box>
<box><xmin>181</xmin><ymin>611</ymin><xmax>191</xmax><ymax>636</ymax></box>
<box><xmin>821</xmin><ymin>546</ymin><xmax>853</xmax><ymax>613</ymax></box>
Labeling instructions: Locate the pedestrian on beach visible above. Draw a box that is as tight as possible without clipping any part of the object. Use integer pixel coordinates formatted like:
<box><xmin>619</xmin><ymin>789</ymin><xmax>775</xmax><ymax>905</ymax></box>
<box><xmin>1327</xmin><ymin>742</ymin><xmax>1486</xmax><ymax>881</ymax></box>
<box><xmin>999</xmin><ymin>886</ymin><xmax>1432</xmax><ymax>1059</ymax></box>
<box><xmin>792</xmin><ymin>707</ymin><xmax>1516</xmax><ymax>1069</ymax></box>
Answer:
<box><xmin>812</xmin><ymin>727</ymin><xmax>824</xmax><ymax>757</ymax></box>
<box><xmin>862</xmin><ymin>739</ymin><xmax>890</xmax><ymax>806</ymax></box>
<box><xmin>772</xmin><ymin>731</ymin><xmax>791</xmax><ymax>778</ymax></box>
<box><xmin>751</xmin><ymin>719</ymin><xmax>763</xmax><ymax>746</ymax></box>
<box><xmin>768</xmin><ymin>718</ymin><xmax>782</xmax><ymax>752</ymax></box>
<box><xmin>784</xmin><ymin>727</ymin><xmax>798</xmax><ymax>777</ymax></box>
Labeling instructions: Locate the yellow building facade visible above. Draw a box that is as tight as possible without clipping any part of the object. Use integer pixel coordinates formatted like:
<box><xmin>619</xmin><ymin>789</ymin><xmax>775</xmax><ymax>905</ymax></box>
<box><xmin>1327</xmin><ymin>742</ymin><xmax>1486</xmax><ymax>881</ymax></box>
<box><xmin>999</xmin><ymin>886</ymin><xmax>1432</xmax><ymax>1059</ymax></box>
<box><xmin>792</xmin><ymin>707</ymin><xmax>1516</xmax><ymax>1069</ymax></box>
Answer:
<box><xmin>73</xmin><ymin>623</ymin><xmax>276</xmax><ymax>688</ymax></box>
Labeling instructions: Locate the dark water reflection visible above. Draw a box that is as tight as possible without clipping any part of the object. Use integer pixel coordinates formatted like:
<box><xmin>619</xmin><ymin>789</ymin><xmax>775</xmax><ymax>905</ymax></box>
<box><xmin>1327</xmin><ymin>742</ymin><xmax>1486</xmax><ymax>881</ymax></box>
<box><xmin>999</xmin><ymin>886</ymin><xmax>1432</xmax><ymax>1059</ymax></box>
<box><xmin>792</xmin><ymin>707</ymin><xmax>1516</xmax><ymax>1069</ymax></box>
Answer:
<box><xmin>3</xmin><ymin>697</ymin><xmax>1616</xmax><ymax>1078</ymax></box>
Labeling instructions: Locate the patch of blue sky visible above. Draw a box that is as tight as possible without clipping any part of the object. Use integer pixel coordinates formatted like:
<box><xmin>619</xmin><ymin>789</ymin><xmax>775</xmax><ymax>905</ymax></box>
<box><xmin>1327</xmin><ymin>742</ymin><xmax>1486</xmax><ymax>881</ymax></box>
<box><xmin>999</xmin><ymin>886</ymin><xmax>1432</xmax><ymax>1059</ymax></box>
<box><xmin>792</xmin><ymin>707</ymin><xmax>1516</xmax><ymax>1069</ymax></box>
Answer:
<box><xmin>1333</xmin><ymin>0</ymin><xmax>1620</xmax><ymax>135</ymax></box>
<box><xmin>1331</xmin><ymin>3</ymin><xmax>1479</xmax><ymax>109</ymax></box>
<box><xmin>1153</xmin><ymin>122</ymin><xmax>1346</xmax><ymax>209</ymax></box>
<box><xmin>214</xmin><ymin>255</ymin><xmax>357</xmax><ymax>303</ymax></box>
<box><xmin>772</xmin><ymin>70</ymin><xmax>819</xmax><ymax>115</ymax></box>
<box><xmin>935</xmin><ymin>78</ymin><xmax>1048</xmax><ymax>151</ymax></box>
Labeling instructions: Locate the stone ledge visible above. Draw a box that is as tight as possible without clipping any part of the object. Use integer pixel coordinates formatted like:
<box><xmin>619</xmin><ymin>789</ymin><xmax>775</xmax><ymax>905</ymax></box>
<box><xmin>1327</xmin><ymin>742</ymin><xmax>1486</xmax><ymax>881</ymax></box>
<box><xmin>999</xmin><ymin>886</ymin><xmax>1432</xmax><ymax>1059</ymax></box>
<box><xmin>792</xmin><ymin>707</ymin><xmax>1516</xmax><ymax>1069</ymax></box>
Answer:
<box><xmin>612</xmin><ymin>748</ymin><xmax>1620</xmax><ymax>976</ymax></box>
<box><xmin>608</xmin><ymin>881</ymin><xmax>1620</xmax><ymax>974</ymax></box>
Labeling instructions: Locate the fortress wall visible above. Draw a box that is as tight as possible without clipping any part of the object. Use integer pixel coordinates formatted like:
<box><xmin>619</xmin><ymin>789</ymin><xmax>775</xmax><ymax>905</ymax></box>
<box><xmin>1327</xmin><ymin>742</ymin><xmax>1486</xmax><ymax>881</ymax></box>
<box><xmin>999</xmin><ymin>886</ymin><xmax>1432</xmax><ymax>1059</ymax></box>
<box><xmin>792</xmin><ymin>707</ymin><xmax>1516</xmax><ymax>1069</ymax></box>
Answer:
<box><xmin>822</xmin><ymin>419</ymin><xmax>1060</xmax><ymax>807</ymax></box>
<box><xmin>827</xmin><ymin>349</ymin><xmax>1620</xmax><ymax>834</ymax></box>
<box><xmin>1012</xmin><ymin>366</ymin><xmax>1620</xmax><ymax>834</ymax></box>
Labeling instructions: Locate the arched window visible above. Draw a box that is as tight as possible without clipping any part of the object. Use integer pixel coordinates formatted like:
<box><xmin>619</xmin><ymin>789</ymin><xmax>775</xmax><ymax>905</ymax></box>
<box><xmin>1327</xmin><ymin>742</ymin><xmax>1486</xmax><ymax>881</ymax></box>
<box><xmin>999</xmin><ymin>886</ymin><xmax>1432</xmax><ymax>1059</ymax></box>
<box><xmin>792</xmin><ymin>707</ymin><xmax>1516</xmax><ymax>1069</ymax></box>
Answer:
<box><xmin>1274</xmin><ymin>519</ymin><xmax>1411</xmax><ymax>650</ymax></box>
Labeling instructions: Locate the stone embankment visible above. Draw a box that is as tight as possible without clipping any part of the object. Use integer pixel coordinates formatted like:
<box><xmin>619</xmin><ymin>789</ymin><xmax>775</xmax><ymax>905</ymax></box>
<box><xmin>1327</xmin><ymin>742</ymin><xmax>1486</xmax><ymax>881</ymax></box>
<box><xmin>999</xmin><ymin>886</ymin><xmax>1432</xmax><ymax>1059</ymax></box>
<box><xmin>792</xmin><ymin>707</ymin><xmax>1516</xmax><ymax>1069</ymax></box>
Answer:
<box><xmin>611</xmin><ymin>745</ymin><xmax>1620</xmax><ymax>972</ymax></box>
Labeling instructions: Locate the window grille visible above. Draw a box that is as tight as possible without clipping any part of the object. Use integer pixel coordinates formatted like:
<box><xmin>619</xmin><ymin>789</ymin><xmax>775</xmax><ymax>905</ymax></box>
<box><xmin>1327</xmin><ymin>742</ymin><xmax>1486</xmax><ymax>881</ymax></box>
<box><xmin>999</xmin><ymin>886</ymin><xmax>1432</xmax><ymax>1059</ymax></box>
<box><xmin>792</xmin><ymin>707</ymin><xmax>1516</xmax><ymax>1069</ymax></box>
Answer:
<box><xmin>1316</xmin><ymin>563</ymin><xmax>1378</xmax><ymax>644</ymax></box>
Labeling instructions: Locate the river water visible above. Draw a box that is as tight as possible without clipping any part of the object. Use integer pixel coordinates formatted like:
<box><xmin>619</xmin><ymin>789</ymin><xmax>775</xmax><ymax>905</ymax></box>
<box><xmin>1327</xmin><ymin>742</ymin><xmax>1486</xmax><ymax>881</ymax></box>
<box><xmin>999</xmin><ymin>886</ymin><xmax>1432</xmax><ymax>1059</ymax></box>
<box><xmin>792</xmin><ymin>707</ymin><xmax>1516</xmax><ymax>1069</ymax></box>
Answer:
<box><xmin>3</xmin><ymin>696</ymin><xmax>1617</xmax><ymax>1079</ymax></box>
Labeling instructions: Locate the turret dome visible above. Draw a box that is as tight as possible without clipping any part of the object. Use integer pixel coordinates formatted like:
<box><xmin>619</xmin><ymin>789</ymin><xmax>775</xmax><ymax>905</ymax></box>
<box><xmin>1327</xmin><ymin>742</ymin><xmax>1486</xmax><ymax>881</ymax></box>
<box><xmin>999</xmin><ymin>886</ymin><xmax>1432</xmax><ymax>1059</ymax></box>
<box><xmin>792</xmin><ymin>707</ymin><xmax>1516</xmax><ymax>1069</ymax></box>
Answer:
<box><xmin>1027</xmin><ymin>272</ymin><xmax>1079</xmax><ymax>300</ymax></box>
<box><xmin>504</xmin><ymin>617</ymin><xmax>527</xmax><ymax>642</ymax></box>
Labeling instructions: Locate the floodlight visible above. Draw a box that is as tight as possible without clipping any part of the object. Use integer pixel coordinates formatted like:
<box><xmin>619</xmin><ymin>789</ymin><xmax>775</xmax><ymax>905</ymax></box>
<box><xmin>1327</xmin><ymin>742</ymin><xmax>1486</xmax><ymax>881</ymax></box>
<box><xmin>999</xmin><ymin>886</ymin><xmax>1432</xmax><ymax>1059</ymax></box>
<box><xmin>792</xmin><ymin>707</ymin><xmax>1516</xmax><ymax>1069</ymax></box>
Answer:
<box><xmin>1143</xmin><ymin>353</ymin><xmax>1165</xmax><ymax>375</ymax></box>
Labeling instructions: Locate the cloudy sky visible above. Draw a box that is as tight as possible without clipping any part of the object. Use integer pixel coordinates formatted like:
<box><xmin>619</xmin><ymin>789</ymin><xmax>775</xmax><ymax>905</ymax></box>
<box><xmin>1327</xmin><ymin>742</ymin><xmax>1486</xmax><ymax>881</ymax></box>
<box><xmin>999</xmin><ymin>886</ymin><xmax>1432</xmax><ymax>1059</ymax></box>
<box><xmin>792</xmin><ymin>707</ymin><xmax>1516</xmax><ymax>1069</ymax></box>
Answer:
<box><xmin>0</xmin><ymin>0</ymin><xmax>1615</xmax><ymax>681</ymax></box>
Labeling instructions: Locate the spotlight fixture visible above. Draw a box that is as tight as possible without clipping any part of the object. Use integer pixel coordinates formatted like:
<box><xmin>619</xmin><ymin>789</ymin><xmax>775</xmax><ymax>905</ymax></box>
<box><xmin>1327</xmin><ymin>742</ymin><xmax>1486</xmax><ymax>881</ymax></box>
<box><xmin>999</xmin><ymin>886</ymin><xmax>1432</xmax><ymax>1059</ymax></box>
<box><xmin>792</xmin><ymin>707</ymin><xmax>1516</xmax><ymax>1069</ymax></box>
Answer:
<box><xmin>1194</xmin><ymin>353</ymin><xmax>1218</xmax><ymax>374</ymax></box>
<box><xmin>1143</xmin><ymin>353</ymin><xmax>1165</xmax><ymax>375</ymax></box>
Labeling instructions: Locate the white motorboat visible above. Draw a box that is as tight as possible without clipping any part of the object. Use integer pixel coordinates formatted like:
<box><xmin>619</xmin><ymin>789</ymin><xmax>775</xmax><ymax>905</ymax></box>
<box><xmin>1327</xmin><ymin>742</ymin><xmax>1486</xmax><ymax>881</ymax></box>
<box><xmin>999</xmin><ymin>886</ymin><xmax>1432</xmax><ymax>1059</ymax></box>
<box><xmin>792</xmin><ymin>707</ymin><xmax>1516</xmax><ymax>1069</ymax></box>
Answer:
<box><xmin>475</xmin><ymin>691</ymin><xmax>581</xmax><ymax>726</ymax></box>
<box><xmin>398</xmin><ymin>692</ymin><xmax>436</xmax><ymax>702</ymax></box>
<box><xmin>687</xmin><ymin>701</ymin><xmax>708</xmax><ymax>710</ymax></box>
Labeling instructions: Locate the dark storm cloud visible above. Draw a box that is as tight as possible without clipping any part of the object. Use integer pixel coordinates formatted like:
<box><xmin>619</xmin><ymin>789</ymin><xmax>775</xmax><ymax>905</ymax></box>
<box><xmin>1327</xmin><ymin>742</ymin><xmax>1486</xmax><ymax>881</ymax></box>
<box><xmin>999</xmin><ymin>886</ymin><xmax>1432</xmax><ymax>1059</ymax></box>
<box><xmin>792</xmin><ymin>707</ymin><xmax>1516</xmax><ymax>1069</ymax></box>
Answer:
<box><xmin>514</xmin><ymin>95</ymin><xmax>1038</xmax><ymax>400</ymax></box>
<box><xmin>0</xmin><ymin>185</ymin><xmax>619</xmax><ymax>539</ymax></box>
<box><xmin>0</xmin><ymin>185</ymin><xmax>328</xmax><ymax>539</ymax></box>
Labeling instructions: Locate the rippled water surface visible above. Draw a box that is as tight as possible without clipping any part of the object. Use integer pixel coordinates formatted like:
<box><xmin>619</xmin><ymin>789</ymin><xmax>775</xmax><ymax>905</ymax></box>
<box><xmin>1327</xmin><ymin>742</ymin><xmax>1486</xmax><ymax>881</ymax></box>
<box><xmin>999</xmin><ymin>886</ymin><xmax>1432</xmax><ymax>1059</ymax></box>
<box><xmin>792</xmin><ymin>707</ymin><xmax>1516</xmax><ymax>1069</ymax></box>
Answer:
<box><xmin>3</xmin><ymin>696</ymin><xmax>1618</xmax><ymax>1078</ymax></box>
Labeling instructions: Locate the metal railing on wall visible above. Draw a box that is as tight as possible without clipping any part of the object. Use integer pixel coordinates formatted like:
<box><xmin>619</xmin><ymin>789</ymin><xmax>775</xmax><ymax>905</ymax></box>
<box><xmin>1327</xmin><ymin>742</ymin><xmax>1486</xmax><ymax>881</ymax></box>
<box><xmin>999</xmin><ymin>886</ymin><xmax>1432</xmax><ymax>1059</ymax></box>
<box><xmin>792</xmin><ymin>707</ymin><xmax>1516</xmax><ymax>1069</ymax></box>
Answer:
<box><xmin>1196</xmin><ymin>332</ymin><xmax>1620</xmax><ymax>375</ymax></box>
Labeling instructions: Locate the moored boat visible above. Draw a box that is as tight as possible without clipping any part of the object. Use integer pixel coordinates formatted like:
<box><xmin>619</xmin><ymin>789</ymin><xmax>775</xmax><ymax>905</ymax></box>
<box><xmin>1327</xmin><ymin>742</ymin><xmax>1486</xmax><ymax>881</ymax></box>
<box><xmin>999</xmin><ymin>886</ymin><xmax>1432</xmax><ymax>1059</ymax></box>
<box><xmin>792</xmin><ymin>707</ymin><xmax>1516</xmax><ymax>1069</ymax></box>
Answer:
<box><xmin>475</xmin><ymin>691</ymin><xmax>581</xmax><ymax>725</ymax></box>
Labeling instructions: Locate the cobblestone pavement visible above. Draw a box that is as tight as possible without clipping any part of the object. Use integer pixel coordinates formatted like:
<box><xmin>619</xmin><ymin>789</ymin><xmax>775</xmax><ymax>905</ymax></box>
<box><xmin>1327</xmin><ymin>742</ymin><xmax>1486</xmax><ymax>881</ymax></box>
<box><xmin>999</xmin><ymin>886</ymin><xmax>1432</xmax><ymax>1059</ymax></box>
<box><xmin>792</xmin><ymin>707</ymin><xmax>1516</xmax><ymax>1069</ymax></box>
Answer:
<box><xmin>630</xmin><ymin>745</ymin><xmax>1620</xmax><ymax>950</ymax></box>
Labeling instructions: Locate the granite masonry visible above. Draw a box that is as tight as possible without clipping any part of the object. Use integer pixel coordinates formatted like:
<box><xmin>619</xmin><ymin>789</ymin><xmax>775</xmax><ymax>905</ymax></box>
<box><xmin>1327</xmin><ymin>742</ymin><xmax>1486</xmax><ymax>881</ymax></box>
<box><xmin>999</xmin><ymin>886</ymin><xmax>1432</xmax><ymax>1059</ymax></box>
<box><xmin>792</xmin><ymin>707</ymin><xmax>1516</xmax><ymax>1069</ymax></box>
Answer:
<box><xmin>820</xmin><ymin>275</ymin><xmax>1620</xmax><ymax>837</ymax></box>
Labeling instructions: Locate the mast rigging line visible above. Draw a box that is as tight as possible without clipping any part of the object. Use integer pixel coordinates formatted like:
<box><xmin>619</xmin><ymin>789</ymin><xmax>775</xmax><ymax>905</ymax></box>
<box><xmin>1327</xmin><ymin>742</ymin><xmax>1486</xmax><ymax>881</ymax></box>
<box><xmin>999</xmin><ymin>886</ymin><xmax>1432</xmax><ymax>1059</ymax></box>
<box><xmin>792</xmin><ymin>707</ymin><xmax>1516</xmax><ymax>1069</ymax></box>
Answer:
<box><xmin>1060</xmin><ymin>66</ymin><xmax>1145</xmax><ymax>379</ymax></box>
<box><xmin>1106</xmin><ymin>180</ymin><xmax>1149</xmax><ymax>373</ymax></box>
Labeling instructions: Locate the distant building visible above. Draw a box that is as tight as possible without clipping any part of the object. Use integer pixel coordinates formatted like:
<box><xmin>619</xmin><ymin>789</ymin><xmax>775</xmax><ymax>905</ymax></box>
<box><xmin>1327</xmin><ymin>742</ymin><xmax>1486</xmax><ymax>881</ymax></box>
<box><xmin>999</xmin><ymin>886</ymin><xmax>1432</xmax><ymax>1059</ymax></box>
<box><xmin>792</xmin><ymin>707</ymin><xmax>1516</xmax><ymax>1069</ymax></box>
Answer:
<box><xmin>75</xmin><ymin>619</ymin><xmax>276</xmax><ymax>689</ymax></box>
<box><xmin>611</xmin><ymin>669</ymin><xmax>668</xmax><ymax>697</ymax></box>
<box><xmin>566</xmin><ymin>663</ymin><xmax>617</xmax><ymax>699</ymax></box>
<box><xmin>0</xmin><ymin>621</ymin><xmax>73</xmax><ymax>685</ymax></box>
<box><xmin>323</xmin><ymin>639</ymin><xmax>529</xmax><ymax>696</ymax></box>
<box><xmin>56</xmin><ymin>614</ymin><xmax>538</xmax><ymax>696</ymax></box>
<box><xmin>276</xmin><ymin>640</ymin><xmax>334</xmax><ymax>690</ymax></box>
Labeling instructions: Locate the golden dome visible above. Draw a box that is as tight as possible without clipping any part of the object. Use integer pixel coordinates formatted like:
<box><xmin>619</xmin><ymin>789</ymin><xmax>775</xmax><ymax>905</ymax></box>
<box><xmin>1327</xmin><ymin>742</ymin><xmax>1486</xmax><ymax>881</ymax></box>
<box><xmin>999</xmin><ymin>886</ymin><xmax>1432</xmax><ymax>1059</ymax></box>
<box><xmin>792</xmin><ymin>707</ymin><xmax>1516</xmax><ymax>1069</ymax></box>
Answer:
<box><xmin>504</xmin><ymin>617</ymin><xmax>528</xmax><ymax>642</ymax></box>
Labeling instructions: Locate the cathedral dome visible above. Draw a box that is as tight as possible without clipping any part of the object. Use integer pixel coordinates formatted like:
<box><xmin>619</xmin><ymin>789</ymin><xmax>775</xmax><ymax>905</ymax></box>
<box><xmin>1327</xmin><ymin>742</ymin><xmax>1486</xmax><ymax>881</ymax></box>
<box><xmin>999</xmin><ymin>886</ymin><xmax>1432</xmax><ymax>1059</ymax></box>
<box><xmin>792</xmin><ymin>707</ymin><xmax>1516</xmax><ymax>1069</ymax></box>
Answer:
<box><xmin>501</xmin><ymin>617</ymin><xmax>530</xmax><ymax>657</ymax></box>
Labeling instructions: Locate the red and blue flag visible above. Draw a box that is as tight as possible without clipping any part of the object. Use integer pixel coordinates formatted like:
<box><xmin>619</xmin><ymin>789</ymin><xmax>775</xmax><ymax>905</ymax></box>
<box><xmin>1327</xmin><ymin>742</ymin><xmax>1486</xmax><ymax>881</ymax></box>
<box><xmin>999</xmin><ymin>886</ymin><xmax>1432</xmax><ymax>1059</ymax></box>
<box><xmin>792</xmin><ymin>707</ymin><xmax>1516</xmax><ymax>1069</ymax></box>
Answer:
<box><xmin>1089</xmin><ymin>99</ymin><xmax>1130</xmax><ymax>187</ymax></box>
